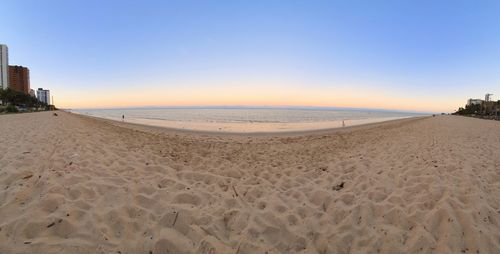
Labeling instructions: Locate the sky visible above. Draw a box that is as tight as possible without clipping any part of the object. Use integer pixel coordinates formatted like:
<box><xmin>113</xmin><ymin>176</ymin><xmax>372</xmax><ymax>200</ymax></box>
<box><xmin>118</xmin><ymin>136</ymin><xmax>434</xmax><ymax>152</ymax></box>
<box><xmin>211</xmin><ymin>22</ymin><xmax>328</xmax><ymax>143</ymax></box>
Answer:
<box><xmin>1</xmin><ymin>0</ymin><xmax>500</xmax><ymax>113</ymax></box>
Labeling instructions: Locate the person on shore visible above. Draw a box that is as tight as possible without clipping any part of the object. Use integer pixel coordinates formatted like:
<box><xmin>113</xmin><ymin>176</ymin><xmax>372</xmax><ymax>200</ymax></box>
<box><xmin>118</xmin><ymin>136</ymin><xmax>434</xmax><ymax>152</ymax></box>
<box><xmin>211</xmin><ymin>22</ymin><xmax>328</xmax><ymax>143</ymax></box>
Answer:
<box><xmin>122</xmin><ymin>115</ymin><xmax>124</xmax><ymax>122</ymax></box>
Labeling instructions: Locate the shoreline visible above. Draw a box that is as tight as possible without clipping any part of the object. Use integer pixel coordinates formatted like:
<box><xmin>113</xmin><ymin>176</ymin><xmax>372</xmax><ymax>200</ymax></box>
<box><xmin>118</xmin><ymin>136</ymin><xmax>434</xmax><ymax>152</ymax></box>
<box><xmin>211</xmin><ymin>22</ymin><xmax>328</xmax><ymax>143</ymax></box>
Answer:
<box><xmin>67</xmin><ymin>110</ymin><xmax>428</xmax><ymax>137</ymax></box>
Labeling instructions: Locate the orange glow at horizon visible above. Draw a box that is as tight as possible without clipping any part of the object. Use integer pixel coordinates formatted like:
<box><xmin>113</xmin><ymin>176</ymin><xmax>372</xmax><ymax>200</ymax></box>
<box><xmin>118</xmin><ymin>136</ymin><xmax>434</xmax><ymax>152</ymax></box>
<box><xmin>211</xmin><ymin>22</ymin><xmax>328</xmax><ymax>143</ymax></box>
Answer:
<box><xmin>55</xmin><ymin>82</ymin><xmax>454</xmax><ymax>113</ymax></box>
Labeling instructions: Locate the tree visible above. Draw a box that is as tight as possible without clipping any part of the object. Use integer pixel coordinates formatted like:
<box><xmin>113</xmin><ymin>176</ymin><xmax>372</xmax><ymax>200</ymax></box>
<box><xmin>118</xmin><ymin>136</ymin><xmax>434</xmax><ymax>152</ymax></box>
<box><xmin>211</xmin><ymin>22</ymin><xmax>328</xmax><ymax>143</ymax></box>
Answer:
<box><xmin>455</xmin><ymin>103</ymin><xmax>481</xmax><ymax>115</ymax></box>
<box><xmin>0</xmin><ymin>88</ymin><xmax>48</xmax><ymax>109</ymax></box>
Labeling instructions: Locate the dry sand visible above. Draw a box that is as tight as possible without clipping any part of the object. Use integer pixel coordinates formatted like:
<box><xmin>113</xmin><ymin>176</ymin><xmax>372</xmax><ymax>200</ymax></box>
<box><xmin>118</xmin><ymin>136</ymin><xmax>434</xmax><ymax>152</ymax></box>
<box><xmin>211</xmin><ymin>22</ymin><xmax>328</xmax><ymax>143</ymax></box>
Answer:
<box><xmin>0</xmin><ymin>111</ymin><xmax>499</xmax><ymax>254</ymax></box>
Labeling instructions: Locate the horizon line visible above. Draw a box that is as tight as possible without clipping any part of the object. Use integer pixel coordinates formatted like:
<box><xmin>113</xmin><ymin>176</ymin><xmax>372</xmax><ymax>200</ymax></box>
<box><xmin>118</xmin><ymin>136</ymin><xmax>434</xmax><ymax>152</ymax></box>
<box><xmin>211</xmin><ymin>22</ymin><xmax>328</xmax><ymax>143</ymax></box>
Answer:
<box><xmin>65</xmin><ymin>105</ymin><xmax>436</xmax><ymax>114</ymax></box>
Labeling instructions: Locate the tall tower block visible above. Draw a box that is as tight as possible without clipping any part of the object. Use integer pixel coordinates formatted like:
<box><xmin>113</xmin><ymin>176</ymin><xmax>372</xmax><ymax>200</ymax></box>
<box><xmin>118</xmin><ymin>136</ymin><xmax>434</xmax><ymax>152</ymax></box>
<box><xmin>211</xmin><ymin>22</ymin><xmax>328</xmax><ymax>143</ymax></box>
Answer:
<box><xmin>0</xmin><ymin>44</ymin><xmax>8</xmax><ymax>89</ymax></box>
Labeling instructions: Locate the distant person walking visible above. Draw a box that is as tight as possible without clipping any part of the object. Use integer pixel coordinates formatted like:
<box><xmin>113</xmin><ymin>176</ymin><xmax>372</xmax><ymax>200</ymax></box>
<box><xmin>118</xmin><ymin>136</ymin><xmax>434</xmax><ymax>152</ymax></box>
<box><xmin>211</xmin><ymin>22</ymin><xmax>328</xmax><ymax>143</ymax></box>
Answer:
<box><xmin>122</xmin><ymin>115</ymin><xmax>125</xmax><ymax>122</ymax></box>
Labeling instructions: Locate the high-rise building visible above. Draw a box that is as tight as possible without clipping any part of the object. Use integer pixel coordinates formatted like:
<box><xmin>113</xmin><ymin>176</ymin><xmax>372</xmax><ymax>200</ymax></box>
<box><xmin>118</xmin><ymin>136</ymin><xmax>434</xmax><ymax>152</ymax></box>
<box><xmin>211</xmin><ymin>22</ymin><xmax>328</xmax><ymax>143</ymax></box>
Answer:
<box><xmin>8</xmin><ymin>65</ymin><xmax>30</xmax><ymax>94</ymax></box>
<box><xmin>37</xmin><ymin>88</ymin><xmax>50</xmax><ymax>105</ymax></box>
<box><xmin>0</xmin><ymin>44</ymin><xmax>8</xmax><ymax>89</ymax></box>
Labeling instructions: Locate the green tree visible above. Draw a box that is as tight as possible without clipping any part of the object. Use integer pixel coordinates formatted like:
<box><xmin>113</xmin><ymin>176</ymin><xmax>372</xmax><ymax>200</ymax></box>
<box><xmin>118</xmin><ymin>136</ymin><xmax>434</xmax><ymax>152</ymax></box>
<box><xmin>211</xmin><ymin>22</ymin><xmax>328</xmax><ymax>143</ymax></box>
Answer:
<box><xmin>0</xmin><ymin>88</ymin><xmax>48</xmax><ymax>109</ymax></box>
<box><xmin>455</xmin><ymin>103</ymin><xmax>481</xmax><ymax>115</ymax></box>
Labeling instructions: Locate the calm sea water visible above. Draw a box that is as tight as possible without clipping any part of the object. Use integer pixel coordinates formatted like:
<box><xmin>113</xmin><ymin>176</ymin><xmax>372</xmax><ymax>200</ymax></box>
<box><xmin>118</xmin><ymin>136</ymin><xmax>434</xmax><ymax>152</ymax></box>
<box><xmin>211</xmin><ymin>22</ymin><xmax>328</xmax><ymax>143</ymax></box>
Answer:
<box><xmin>71</xmin><ymin>107</ymin><xmax>424</xmax><ymax>123</ymax></box>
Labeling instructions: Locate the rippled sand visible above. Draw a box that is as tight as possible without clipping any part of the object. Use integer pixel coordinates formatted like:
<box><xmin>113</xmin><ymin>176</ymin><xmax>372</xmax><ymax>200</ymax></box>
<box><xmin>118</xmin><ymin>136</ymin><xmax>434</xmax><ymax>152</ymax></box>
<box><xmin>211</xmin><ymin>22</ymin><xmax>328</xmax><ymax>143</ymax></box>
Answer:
<box><xmin>0</xmin><ymin>111</ymin><xmax>499</xmax><ymax>253</ymax></box>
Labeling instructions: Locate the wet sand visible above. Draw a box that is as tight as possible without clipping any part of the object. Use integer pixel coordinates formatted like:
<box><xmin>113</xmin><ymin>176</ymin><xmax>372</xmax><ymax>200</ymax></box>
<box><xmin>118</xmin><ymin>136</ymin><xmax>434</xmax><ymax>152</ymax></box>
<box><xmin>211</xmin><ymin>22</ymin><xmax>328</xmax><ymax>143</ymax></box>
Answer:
<box><xmin>86</xmin><ymin>115</ymin><xmax>417</xmax><ymax>133</ymax></box>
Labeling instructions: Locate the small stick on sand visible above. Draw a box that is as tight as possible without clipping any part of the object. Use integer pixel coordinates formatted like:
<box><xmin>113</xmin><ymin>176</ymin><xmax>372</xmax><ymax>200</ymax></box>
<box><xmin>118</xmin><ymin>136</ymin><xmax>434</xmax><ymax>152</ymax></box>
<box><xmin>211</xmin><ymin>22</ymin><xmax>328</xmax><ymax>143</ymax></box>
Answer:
<box><xmin>232</xmin><ymin>185</ymin><xmax>239</xmax><ymax>197</ymax></box>
<box><xmin>235</xmin><ymin>242</ymin><xmax>241</xmax><ymax>254</ymax></box>
<box><xmin>172</xmin><ymin>211</ymin><xmax>179</xmax><ymax>227</ymax></box>
<box><xmin>199</xmin><ymin>226</ymin><xmax>224</xmax><ymax>242</ymax></box>
<box><xmin>199</xmin><ymin>226</ymin><xmax>210</xmax><ymax>235</ymax></box>
<box><xmin>22</xmin><ymin>174</ymin><xmax>33</xmax><ymax>180</ymax></box>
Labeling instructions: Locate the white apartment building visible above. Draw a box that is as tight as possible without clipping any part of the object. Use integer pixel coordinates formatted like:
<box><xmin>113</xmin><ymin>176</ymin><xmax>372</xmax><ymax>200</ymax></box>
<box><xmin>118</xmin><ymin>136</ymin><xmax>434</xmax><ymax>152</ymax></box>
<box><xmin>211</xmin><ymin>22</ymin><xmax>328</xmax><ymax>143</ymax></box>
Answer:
<box><xmin>467</xmin><ymin>99</ymin><xmax>483</xmax><ymax>106</ymax></box>
<box><xmin>0</xmin><ymin>44</ymin><xmax>8</xmax><ymax>89</ymax></box>
<box><xmin>37</xmin><ymin>88</ymin><xmax>50</xmax><ymax>105</ymax></box>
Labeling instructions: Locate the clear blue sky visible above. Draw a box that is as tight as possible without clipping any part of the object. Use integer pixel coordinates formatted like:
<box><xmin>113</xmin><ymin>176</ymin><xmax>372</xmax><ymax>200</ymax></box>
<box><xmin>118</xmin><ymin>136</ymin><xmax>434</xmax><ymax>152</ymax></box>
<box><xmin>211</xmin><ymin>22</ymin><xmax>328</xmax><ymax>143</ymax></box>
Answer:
<box><xmin>1</xmin><ymin>0</ymin><xmax>499</xmax><ymax>112</ymax></box>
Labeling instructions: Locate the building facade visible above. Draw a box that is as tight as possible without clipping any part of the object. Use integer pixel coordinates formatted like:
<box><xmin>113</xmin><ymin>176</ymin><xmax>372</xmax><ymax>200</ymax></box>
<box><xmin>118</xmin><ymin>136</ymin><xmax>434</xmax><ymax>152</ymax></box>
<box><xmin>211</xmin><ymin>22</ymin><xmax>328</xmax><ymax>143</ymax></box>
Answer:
<box><xmin>8</xmin><ymin>65</ymin><xmax>30</xmax><ymax>94</ymax></box>
<box><xmin>467</xmin><ymin>99</ymin><xmax>483</xmax><ymax>106</ymax></box>
<box><xmin>0</xmin><ymin>44</ymin><xmax>8</xmax><ymax>90</ymax></box>
<box><xmin>37</xmin><ymin>88</ymin><xmax>50</xmax><ymax>105</ymax></box>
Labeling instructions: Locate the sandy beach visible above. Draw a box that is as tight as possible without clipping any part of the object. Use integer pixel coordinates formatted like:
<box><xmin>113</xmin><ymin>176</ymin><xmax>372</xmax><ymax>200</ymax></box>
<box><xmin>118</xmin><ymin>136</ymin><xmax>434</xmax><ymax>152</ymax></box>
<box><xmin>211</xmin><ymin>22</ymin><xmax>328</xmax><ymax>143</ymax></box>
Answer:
<box><xmin>0</xmin><ymin>111</ymin><xmax>499</xmax><ymax>254</ymax></box>
<box><xmin>72</xmin><ymin>112</ymin><xmax>423</xmax><ymax>134</ymax></box>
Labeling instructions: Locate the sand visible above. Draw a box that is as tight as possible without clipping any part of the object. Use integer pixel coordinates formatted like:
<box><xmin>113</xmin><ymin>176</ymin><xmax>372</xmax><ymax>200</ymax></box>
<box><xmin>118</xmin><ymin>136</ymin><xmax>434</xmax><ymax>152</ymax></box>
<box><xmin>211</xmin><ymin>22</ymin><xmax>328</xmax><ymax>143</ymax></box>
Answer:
<box><xmin>0</xmin><ymin>111</ymin><xmax>499</xmax><ymax>254</ymax></box>
<box><xmin>75</xmin><ymin>114</ymin><xmax>416</xmax><ymax>133</ymax></box>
